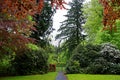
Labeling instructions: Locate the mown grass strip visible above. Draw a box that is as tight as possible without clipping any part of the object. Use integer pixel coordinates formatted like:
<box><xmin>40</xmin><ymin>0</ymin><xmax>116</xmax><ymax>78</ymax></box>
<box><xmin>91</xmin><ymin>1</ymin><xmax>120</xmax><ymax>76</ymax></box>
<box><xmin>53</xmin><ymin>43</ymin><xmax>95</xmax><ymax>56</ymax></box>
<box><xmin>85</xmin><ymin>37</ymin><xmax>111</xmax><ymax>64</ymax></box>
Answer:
<box><xmin>0</xmin><ymin>72</ymin><xmax>57</xmax><ymax>80</ymax></box>
<box><xmin>67</xmin><ymin>74</ymin><xmax>120</xmax><ymax>80</ymax></box>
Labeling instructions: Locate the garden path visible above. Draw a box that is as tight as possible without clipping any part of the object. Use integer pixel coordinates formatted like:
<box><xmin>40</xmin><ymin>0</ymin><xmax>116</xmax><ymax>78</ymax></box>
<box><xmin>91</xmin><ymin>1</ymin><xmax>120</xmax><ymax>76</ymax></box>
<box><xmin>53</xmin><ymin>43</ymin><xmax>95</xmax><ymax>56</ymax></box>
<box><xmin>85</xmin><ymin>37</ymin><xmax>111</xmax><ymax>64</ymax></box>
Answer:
<box><xmin>56</xmin><ymin>71</ymin><xmax>68</xmax><ymax>80</ymax></box>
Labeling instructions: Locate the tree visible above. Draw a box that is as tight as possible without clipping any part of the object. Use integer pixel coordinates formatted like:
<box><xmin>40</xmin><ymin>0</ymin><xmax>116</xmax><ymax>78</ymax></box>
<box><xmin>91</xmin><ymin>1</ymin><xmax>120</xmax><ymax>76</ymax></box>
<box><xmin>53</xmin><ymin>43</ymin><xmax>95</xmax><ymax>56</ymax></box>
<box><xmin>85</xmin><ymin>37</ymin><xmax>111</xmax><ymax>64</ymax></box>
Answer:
<box><xmin>83</xmin><ymin>0</ymin><xmax>120</xmax><ymax>48</ymax></box>
<box><xmin>30</xmin><ymin>1</ymin><xmax>55</xmax><ymax>48</ymax></box>
<box><xmin>0</xmin><ymin>0</ymin><xmax>66</xmax><ymax>54</ymax></box>
<box><xmin>83</xmin><ymin>0</ymin><xmax>103</xmax><ymax>44</ymax></box>
<box><xmin>56</xmin><ymin>0</ymin><xmax>85</xmax><ymax>58</ymax></box>
<box><xmin>101</xmin><ymin>20</ymin><xmax>120</xmax><ymax>49</ymax></box>
<box><xmin>99</xmin><ymin>0</ymin><xmax>120</xmax><ymax>31</ymax></box>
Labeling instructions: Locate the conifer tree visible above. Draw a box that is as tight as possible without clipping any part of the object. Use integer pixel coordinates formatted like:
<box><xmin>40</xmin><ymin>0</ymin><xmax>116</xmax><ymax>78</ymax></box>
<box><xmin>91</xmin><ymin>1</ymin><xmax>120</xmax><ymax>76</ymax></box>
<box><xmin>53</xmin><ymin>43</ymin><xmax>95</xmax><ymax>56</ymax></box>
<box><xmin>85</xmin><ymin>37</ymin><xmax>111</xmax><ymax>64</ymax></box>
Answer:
<box><xmin>56</xmin><ymin>0</ymin><xmax>85</xmax><ymax>58</ymax></box>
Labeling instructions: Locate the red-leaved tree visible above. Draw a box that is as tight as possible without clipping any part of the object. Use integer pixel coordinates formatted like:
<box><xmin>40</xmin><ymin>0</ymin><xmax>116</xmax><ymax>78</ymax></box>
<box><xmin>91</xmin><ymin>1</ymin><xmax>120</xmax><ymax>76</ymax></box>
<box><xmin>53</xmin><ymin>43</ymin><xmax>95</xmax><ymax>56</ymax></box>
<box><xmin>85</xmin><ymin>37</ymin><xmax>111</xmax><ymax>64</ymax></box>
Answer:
<box><xmin>0</xmin><ymin>0</ymin><xmax>66</xmax><ymax>54</ymax></box>
<box><xmin>99</xmin><ymin>0</ymin><xmax>120</xmax><ymax>31</ymax></box>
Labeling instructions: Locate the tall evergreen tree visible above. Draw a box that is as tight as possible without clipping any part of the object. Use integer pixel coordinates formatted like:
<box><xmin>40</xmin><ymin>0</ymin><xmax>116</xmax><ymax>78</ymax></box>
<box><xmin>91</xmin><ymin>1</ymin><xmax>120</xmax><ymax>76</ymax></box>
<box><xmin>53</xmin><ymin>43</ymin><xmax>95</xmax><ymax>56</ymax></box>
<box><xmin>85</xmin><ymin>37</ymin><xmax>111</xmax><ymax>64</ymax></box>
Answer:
<box><xmin>30</xmin><ymin>1</ymin><xmax>55</xmax><ymax>48</ymax></box>
<box><xmin>56</xmin><ymin>0</ymin><xmax>85</xmax><ymax>58</ymax></box>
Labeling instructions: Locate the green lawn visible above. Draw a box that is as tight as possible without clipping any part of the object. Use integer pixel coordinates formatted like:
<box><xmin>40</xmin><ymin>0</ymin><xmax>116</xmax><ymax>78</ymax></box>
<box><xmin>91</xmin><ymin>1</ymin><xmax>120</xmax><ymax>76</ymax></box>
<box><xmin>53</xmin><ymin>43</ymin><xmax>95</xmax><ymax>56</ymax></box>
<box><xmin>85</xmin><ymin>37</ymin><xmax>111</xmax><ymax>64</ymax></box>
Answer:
<box><xmin>1</xmin><ymin>72</ymin><xmax>120</xmax><ymax>80</ymax></box>
<box><xmin>0</xmin><ymin>72</ymin><xmax>57</xmax><ymax>80</ymax></box>
<box><xmin>67</xmin><ymin>74</ymin><xmax>120</xmax><ymax>80</ymax></box>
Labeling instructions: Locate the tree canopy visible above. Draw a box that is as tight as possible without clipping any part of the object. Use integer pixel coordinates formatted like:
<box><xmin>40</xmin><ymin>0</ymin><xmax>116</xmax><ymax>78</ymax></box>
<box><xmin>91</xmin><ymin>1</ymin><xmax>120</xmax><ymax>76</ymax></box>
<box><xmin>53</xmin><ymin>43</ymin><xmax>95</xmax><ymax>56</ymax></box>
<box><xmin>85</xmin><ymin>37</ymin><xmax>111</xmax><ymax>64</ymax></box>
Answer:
<box><xmin>83</xmin><ymin>0</ymin><xmax>120</xmax><ymax>48</ymax></box>
<box><xmin>83</xmin><ymin>0</ymin><xmax>103</xmax><ymax>44</ymax></box>
<box><xmin>56</xmin><ymin>0</ymin><xmax>85</xmax><ymax>58</ymax></box>
<box><xmin>30</xmin><ymin>1</ymin><xmax>55</xmax><ymax>48</ymax></box>
<box><xmin>99</xmin><ymin>0</ymin><xmax>120</xmax><ymax>31</ymax></box>
<box><xmin>0</xmin><ymin>0</ymin><xmax>66</xmax><ymax>54</ymax></box>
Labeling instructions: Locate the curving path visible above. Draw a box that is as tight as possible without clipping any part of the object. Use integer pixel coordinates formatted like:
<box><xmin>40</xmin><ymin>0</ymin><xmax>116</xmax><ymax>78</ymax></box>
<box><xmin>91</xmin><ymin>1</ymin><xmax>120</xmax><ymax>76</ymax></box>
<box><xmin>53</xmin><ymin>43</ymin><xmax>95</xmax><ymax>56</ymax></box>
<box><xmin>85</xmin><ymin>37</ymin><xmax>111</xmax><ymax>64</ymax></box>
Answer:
<box><xmin>56</xmin><ymin>71</ymin><xmax>68</xmax><ymax>80</ymax></box>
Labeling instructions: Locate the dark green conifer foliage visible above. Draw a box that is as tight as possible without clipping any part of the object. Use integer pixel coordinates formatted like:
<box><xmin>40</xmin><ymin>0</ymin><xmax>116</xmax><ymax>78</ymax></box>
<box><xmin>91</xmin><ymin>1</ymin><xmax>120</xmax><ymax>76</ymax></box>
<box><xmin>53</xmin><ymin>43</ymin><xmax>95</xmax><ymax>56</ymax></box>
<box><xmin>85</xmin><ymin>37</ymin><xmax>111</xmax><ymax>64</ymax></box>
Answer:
<box><xmin>56</xmin><ymin>0</ymin><xmax>85</xmax><ymax>58</ymax></box>
<box><xmin>30</xmin><ymin>1</ymin><xmax>55</xmax><ymax>47</ymax></box>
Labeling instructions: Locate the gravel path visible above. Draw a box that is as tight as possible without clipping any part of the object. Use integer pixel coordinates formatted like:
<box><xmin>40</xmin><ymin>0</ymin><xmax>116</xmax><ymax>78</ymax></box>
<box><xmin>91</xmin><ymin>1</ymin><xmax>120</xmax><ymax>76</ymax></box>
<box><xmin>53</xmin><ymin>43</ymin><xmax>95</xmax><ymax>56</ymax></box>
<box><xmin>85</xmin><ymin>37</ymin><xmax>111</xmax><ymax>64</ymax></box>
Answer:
<box><xmin>56</xmin><ymin>72</ymin><xmax>68</xmax><ymax>80</ymax></box>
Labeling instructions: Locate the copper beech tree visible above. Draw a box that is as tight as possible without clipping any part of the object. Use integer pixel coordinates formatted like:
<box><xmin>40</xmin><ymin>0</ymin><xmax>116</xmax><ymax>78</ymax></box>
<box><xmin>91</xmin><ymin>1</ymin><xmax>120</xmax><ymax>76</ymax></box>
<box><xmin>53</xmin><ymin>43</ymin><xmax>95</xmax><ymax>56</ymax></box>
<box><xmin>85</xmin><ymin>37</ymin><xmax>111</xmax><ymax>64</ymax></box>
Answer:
<box><xmin>0</xmin><ymin>0</ymin><xmax>66</xmax><ymax>54</ymax></box>
<box><xmin>99</xmin><ymin>0</ymin><xmax>120</xmax><ymax>31</ymax></box>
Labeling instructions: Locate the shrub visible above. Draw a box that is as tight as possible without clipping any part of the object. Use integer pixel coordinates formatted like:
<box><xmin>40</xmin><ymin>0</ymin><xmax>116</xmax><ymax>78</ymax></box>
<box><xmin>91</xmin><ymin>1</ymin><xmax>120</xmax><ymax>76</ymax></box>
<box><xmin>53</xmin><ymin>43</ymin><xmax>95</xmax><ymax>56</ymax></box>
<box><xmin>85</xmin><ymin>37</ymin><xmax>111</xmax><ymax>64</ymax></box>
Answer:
<box><xmin>86</xmin><ymin>44</ymin><xmax>101</xmax><ymax>52</ymax></box>
<box><xmin>12</xmin><ymin>48</ymin><xmax>48</xmax><ymax>75</ymax></box>
<box><xmin>65</xmin><ymin>44</ymin><xmax>101</xmax><ymax>74</ymax></box>
<box><xmin>87</xmin><ymin>43</ymin><xmax>120</xmax><ymax>74</ymax></box>
<box><xmin>57</xmin><ymin>62</ymin><xmax>66</xmax><ymax>67</ymax></box>
<box><xmin>66</xmin><ymin>43</ymin><xmax>120</xmax><ymax>74</ymax></box>
<box><xmin>71</xmin><ymin>44</ymin><xmax>88</xmax><ymax>68</ymax></box>
<box><xmin>87</xmin><ymin>57</ymin><xmax>109</xmax><ymax>74</ymax></box>
<box><xmin>108</xmin><ymin>63</ymin><xmax>120</xmax><ymax>74</ymax></box>
<box><xmin>0</xmin><ymin>54</ymin><xmax>16</xmax><ymax>76</ymax></box>
<box><xmin>100</xmin><ymin>43</ymin><xmax>120</xmax><ymax>63</ymax></box>
<box><xmin>65</xmin><ymin>60</ymin><xmax>80</xmax><ymax>74</ymax></box>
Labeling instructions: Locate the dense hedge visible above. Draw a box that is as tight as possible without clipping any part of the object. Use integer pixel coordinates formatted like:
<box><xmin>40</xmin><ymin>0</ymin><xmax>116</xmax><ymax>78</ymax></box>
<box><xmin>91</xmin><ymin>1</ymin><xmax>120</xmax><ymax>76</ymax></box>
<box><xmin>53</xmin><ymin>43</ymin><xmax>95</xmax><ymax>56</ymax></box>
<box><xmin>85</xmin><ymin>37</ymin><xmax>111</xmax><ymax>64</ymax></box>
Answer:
<box><xmin>65</xmin><ymin>43</ymin><xmax>120</xmax><ymax>74</ymax></box>
<box><xmin>66</xmin><ymin>60</ymin><xmax>80</xmax><ymax>74</ymax></box>
<box><xmin>0</xmin><ymin>44</ymin><xmax>49</xmax><ymax>76</ymax></box>
<box><xmin>12</xmin><ymin>48</ymin><xmax>48</xmax><ymax>75</ymax></box>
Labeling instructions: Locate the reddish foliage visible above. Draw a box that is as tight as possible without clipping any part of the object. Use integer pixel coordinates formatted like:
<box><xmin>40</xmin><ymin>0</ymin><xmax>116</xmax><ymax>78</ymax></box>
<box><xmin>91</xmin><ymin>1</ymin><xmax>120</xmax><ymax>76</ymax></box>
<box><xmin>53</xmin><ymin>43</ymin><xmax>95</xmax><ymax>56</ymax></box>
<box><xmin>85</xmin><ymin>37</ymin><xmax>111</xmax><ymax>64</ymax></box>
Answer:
<box><xmin>0</xmin><ymin>0</ymin><xmax>66</xmax><ymax>54</ymax></box>
<box><xmin>99</xmin><ymin>0</ymin><xmax>120</xmax><ymax>31</ymax></box>
<box><xmin>51</xmin><ymin>0</ymin><xmax>67</xmax><ymax>9</ymax></box>
<box><xmin>49</xmin><ymin>64</ymin><xmax>56</xmax><ymax>72</ymax></box>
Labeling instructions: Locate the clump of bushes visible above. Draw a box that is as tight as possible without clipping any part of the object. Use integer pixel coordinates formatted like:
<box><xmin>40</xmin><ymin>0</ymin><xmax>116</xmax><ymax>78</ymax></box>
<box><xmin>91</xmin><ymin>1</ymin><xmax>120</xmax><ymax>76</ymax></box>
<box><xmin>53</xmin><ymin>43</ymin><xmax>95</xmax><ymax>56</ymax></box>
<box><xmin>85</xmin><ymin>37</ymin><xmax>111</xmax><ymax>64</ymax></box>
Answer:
<box><xmin>97</xmin><ymin>43</ymin><xmax>120</xmax><ymax>74</ymax></box>
<box><xmin>0</xmin><ymin>53</ymin><xmax>16</xmax><ymax>76</ymax></box>
<box><xmin>65</xmin><ymin>43</ymin><xmax>120</xmax><ymax>74</ymax></box>
<box><xmin>65</xmin><ymin>44</ymin><xmax>101</xmax><ymax>74</ymax></box>
<box><xmin>66</xmin><ymin>60</ymin><xmax>80</xmax><ymax>74</ymax></box>
<box><xmin>0</xmin><ymin>44</ymin><xmax>49</xmax><ymax>76</ymax></box>
<box><xmin>12</xmin><ymin>47</ymin><xmax>48</xmax><ymax>75</ymax></box>
<box><xmin>0</xmin><ymin>55</ymin><xmax>11</xmax><ymax>76</ymax></box>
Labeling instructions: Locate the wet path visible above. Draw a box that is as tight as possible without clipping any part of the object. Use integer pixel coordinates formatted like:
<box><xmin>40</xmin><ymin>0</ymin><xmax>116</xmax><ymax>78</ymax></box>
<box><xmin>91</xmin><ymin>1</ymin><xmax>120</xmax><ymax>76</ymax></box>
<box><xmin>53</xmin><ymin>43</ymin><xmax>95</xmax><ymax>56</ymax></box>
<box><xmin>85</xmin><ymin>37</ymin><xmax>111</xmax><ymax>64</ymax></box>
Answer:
<box><xmin>56</xmin><ymin>72</ymin><xmax>68</xmax><ymax>80</ymax></box>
